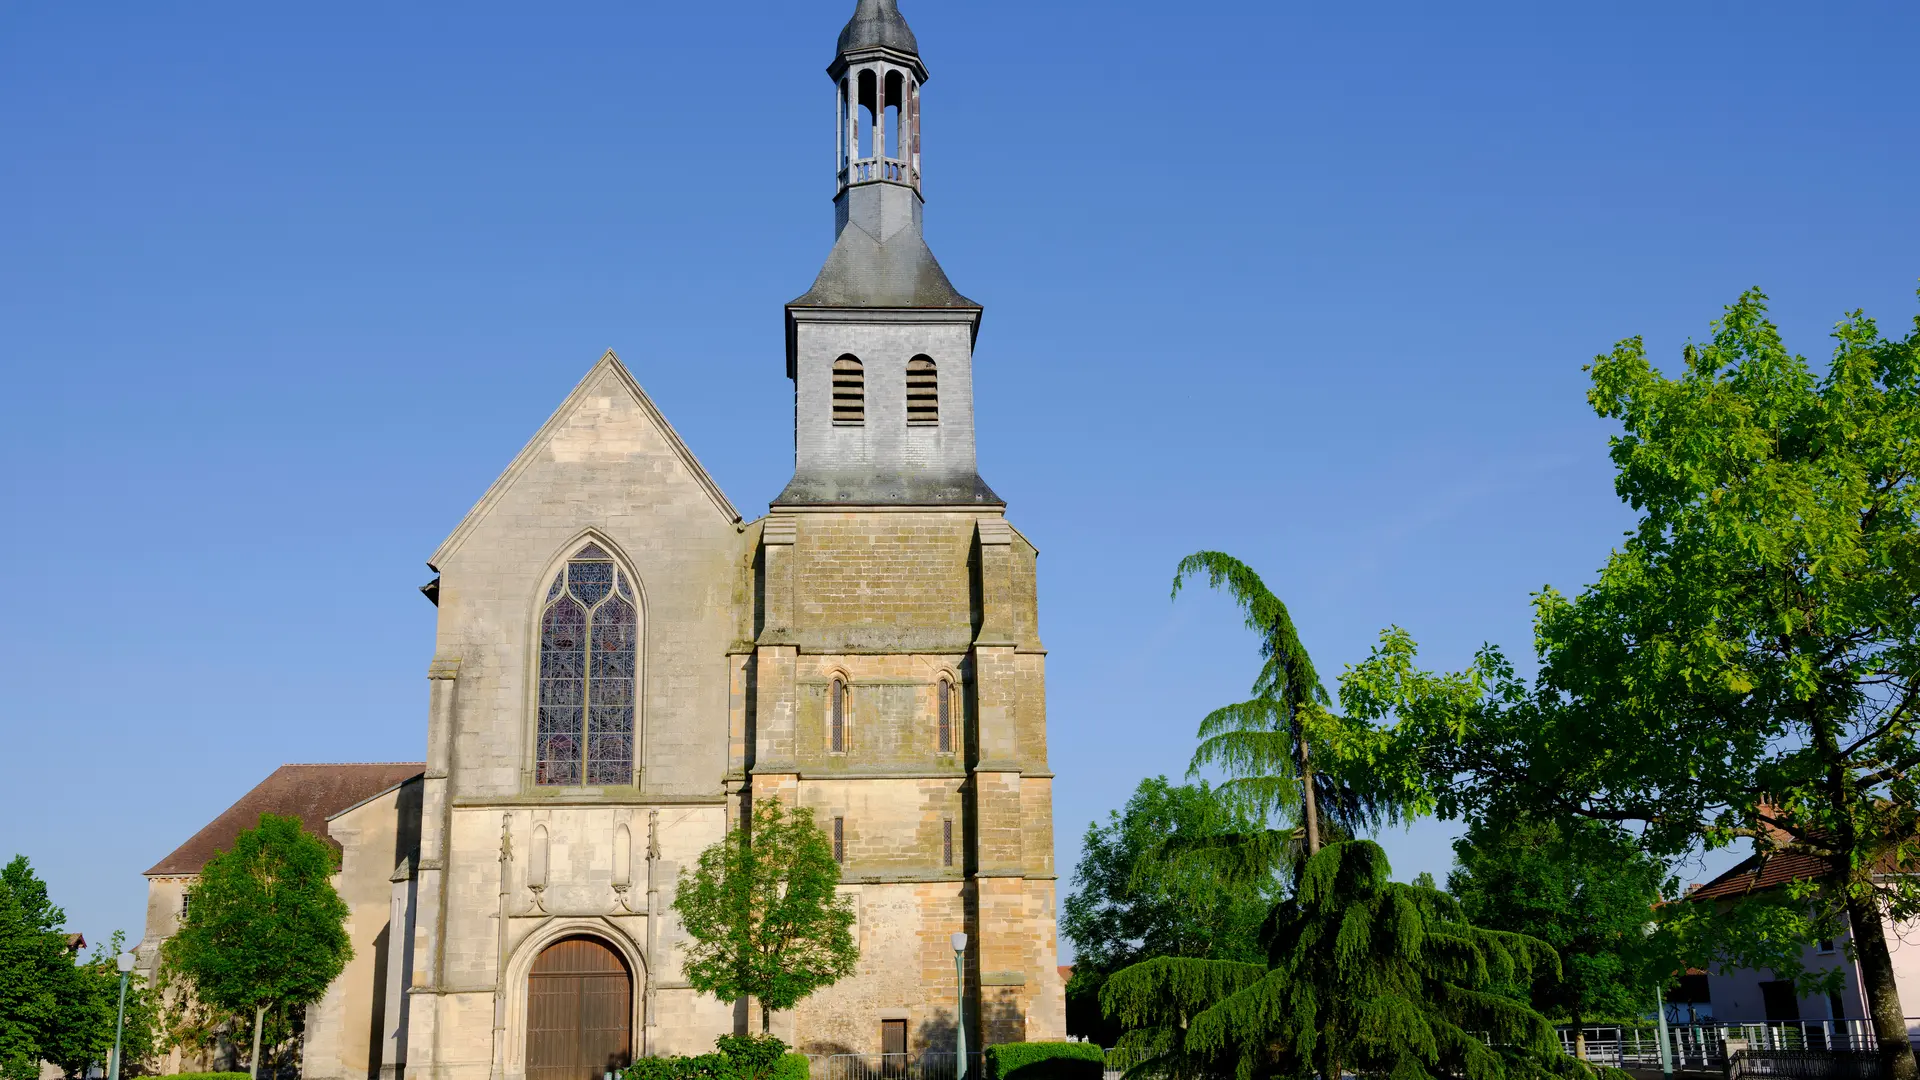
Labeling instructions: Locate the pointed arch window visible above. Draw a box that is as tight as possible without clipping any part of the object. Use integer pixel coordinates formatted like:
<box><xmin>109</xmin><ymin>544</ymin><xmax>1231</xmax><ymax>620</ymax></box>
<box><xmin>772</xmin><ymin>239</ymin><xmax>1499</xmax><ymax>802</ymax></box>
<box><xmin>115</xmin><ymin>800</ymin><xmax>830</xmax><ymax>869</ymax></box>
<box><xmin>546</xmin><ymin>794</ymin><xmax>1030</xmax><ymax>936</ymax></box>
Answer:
<box><xmin>830</xmin><ymin>677</ymin><xmax>848</xmax><ymax>753</ymax></box>
<box><xmin>907</xmin><ymin>356</ymin><xmax>938</xmax><ymax>425</ymax></box>
<box><xmin>536</xmin><ymin>542</ymin><xmax>638</xmax><ymax>786</ymax></box>
<box><xmin>832</xmin><ymin>356</ymin><xmax>866</xmax><ymax>424</ymax></box>
<box><xmin>936</xmin><ymin>677</ymin><xmax>953</xmax><ymax>753</ymax></box>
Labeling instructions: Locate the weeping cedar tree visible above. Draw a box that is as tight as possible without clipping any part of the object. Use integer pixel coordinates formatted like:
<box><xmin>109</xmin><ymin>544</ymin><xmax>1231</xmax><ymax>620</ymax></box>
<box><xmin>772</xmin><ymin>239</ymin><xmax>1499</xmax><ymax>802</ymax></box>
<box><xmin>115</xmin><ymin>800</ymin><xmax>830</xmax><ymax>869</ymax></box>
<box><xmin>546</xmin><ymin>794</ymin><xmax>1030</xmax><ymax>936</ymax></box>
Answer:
<box><xmin>675</xmin><ymin>797</ymin><xmax>858</xmax><ymax>1032</ymax></box>
<box><xmin>1061</xmin><ymin>777</ymin><xmax>1283</xmax><ymax>1044</ymax></box>
<box><xmin>1321</xmin><ymin>289</ymin><xmax>1920</xmax><ymax>1080</ymax></box>
<box><xmin>1171</xmin><ymin>553</ymin><xmax>1383</xmax><ymax>871</ymax></box>
<box><xmin>1448</xmin><ymin>817</ymin><xmax>1669</xmax><ymax>1054</ymax></box>
<box><xmin>160</xmin><ymin>814</ymin><xmax>351</xmax><ymax>1080</ymax></box>
<box><xmin>1101</xmin><ymin>841</ymin><xmax>1592</xmax><ymax>1080</ymax></box>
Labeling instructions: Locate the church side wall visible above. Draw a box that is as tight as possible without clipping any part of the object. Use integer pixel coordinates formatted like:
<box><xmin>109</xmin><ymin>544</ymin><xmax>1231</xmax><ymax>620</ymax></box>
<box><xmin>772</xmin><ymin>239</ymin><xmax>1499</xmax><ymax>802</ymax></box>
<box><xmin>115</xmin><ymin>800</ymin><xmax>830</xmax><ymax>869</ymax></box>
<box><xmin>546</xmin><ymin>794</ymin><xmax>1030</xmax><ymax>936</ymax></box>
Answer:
<box><xmin>306</xmin><ymin>782</ymin><xmax>422</xmax><ymax>1080</ymax></box>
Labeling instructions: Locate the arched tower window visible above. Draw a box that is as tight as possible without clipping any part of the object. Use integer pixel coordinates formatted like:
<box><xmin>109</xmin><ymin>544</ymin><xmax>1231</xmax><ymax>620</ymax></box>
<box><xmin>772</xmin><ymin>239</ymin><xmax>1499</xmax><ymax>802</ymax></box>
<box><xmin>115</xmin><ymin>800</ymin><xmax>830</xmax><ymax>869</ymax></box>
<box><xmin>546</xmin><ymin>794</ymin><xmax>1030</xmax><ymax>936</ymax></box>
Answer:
<box><xmin>832</xmin><ymin>356</ymin><xmax>865</xmax><ymax>424</ymax></box>
<box><xmin>906</xmin><ymin>356</ymin><xmax>938</xmax><ymax>425</ymax></box>
<box><xmin>830</xmin><ymin>677</ymin><xmax>848</xmax><ymax>753</ymax></box>
<box><xmin>536</xmin><ymin>542</ymin><xmax>638</xmax><ymax>786</ymax></box>
<box><xmin>936</xmin><ymin>677</ymin><xmax>953</xmax><ymax>752</ymax></box>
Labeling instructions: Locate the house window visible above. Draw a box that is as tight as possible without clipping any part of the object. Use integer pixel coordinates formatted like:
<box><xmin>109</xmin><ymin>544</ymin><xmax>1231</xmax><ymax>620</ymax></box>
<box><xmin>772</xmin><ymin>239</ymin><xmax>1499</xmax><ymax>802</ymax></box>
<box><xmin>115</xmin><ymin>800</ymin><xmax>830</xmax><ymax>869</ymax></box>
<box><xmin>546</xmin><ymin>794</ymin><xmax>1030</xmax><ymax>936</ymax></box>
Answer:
<box><xmin>831</xmin><ymin>678</ymin><xmax>847</xmax><ymax>753</ymax></box>
<box><xmin>536</xmin><ymin>542</ymin><xmax>639</xmax><ymax>786</ymax></box>
<box><xmin>832</xmin><ymin>356</ymin><xmax>865</xmax><ymax>424</ymax></box>
<box><xmin>936</xmin><ymin>678</ymin><xmax>952</xmax><ymax>753</ymax></box>
<box><xmin>833</xmin><ymin>817</ymin><xmax>846</xmax><ymax>864</ymax></box>
<box><xmin>1830</xmin><ymin>990</ymin><xmax>1846</xmax><ymax>1021</ymax></box>
<box><xmin>1818</xmin><ymin>938</ymin><xmax>1835</xmax><ymax>953</ymax></box>
<box><xmin>906</xmin><ymin>356</ymin><xmax>938</xmax><ymax>425</ymax></box>
<box><xmin>1760</xmin><ymin>980</ymin><xmax>1801</xmax><ymax>1022</ymax></box>
<box><xmin>180</xmin><ymin>891</ymin><xmax>191</xmax><ymax>919</ymax></box>
<box><xmin>943</xmin><ymin>819</ymin><xmax>954</xmax><ymax>868</ymax></box>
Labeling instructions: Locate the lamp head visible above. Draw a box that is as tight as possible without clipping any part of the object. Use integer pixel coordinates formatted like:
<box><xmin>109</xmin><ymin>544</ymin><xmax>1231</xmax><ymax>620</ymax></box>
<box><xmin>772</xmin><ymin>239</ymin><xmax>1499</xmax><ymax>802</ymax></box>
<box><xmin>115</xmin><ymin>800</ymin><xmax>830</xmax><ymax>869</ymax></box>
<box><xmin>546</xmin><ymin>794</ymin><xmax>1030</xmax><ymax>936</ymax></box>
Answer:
<box><xmin>951</xmin><ymin>931</ymin><xmax>967</xmax><ymax>953</ymax></box>
<box><xmin>118</xmin><ymin>951</ymin><xmax>136</xmax><ymax>974</ymax></box>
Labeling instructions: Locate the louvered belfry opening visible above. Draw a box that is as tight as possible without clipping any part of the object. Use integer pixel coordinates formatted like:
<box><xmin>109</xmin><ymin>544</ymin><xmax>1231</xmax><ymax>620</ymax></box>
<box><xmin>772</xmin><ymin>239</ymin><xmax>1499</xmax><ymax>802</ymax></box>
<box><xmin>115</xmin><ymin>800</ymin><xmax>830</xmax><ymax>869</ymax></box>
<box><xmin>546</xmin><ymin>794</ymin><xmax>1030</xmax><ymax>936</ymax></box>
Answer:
<box><xmin>906</xmin><ymin>356</ymin><xmax>938</xmax><ymax>424</ymax></box>
<box><xmin>832</xmin><ymin>356</ymin><xmax>866</xmax><ymax>423</ymax></box>
<box><xmin>526</xmin><ymin>937</ymin><xmax>633</xmax><ymax>1080</ymax></box>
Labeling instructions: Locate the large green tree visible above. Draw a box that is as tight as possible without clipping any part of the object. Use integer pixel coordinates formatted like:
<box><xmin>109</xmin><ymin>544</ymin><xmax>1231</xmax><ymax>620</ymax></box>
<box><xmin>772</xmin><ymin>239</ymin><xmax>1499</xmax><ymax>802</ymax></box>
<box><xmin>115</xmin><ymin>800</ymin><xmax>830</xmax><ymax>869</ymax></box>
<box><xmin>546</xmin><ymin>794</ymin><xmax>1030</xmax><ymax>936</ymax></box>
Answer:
<box><xmin>1102</xmin><ymin>841</ymin><xmax>1572</xmax><ymax>1080</ymax></box>
<box><xmin>1325</xmin><ymin>289</ymin><xmax>1920</xmax><ymax>1080</ymax></box>
<box><xmin>1448</xmin><ymin>817</ymin><xmax>1668</xmax><ymax>1056</ymax></box>
<box><xmin>675</xmin><ymin>797</ymin><xmax>858</xmax><ymax>1033</ymax></box>
<box><xmin>1061</xmin><ymin>777</ymin><xmax>1283</xmax><ymax>1044</ymax></box>
<box><xmin>0</xmin><ymin>856</ymin><xmax>71</xmax><ymax>1080</ymax></box>
<box><xmin>160</xmin><ymin>813</ymin><xmax>352</xmax><ymax>1080</ymax></box>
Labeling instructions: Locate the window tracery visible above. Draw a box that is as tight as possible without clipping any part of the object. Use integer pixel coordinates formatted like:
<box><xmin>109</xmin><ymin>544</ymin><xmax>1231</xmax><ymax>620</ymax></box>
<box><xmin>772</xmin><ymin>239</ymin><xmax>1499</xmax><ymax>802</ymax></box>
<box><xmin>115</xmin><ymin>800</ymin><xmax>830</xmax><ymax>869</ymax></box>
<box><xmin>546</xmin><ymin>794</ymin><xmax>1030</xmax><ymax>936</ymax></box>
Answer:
<box><xmin>536</xmin><ymin>542</ymin><xmax>638</xmax><ymax>786</ymax></box>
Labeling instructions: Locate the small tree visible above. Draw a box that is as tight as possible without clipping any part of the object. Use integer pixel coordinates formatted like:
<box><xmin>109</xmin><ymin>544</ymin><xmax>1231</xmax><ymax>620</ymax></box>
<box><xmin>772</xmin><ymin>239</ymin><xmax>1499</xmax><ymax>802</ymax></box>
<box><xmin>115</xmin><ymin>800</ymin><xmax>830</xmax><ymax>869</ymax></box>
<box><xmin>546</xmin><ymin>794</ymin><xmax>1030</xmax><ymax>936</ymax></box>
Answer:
<box><xmin>675</xmin><ymin>797</ymin><xmax>858</xmax><ymax>1033</ymax></box>
<box><xmin>160</xmin><ymin>813</ymin><xmax>351</xmax><ymax>1079</ymax></box>
<box><xmin>0</xmin><ymin>856</ymin><xmax>72</xmax><ymax>1080</ymax></box>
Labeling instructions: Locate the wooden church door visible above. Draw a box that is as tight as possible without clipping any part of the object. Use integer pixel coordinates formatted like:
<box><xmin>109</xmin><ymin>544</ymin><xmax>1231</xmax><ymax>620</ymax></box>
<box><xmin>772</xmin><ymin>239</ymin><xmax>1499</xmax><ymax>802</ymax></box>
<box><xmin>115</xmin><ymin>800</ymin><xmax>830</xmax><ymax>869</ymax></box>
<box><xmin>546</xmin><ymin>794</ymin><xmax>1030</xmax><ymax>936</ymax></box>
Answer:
<box><xmin>527</xmin><ymin>937</ymin><xmax>634</xmax><ymax>1080</ymax></box>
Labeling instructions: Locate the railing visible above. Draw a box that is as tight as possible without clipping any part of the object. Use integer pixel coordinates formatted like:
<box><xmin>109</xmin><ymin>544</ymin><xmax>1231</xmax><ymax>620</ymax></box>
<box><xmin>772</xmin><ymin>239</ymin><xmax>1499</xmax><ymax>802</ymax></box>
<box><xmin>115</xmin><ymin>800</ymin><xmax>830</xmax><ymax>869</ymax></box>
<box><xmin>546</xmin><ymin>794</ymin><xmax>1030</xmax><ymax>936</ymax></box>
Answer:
<box><xmin>1556</xmin><ymin>1021</ymin><xmax>1895</xmax><ymax>1070</ymax></box>
<box><xmin>1728</xmin><ymin>1048</ymin><xmax>1885</xmax><ymax>1080</ymax></box>
<box><xmin>819</xmin><ymin>1052</ymin><xmax>984</xmax><ymax>1080</ymax></box>
<box><xmin>840</xmin><ymin>158</ymin><xmax>918</xmax><ymax>188</ymax></box>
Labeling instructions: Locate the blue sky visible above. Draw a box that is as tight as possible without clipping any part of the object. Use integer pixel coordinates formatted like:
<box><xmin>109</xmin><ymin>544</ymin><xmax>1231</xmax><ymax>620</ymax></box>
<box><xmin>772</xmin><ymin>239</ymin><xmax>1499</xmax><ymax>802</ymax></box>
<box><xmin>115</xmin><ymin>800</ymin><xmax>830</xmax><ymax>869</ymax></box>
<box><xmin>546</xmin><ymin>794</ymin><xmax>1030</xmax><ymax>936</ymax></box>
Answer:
<box><xmin>2</xmin><ymin>1</ymin><xmax>1916</xmax><ymax>954</ymax></box>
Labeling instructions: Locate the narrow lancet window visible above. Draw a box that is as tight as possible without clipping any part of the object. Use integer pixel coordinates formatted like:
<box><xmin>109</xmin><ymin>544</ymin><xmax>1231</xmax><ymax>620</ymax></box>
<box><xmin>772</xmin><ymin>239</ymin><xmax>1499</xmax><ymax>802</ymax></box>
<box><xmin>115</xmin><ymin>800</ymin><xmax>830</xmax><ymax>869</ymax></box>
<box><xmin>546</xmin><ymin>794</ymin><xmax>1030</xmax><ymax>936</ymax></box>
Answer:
<box><xmin>536</xmin><ymin>543</ymin><xmax>638</xmax><ymax>786</ymax></box>
<box><xmin>936</xmin><ymin>677</ymin><xmax>952</xmax><ymax>752</ymax></box>
<box><xmin>831</xmin><ymin>678</ymin><xmax>847</xmax><ymax>752</ymax></box>
<box><xmin>942</xmin><ymin>819</ymin><xmax>954</xmax><ymax>868</ymax></box>
<box><xmin>832</xmin><ymin>356</ymin><xmax>865</xmax><ymax>424</ymax></box>
<box><xmin>906</xmin><ymin>356</ymin><xmax>938</xmax><ymax>425</ymax></box>
<box><xmin>834</xmin><ymin>816</ymin><xmax>846</xmax><ymax>864</ymax></box>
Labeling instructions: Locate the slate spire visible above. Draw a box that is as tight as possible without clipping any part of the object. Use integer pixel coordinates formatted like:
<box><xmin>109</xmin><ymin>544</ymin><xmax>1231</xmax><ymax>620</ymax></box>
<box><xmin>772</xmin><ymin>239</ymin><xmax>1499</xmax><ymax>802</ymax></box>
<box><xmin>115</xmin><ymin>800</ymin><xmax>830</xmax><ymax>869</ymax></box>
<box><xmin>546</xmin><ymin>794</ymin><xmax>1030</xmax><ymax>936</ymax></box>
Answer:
<box><xmin>776</xmin><ymin>0</ymin><xmax>998</xmax><ymax>508</ymax></box>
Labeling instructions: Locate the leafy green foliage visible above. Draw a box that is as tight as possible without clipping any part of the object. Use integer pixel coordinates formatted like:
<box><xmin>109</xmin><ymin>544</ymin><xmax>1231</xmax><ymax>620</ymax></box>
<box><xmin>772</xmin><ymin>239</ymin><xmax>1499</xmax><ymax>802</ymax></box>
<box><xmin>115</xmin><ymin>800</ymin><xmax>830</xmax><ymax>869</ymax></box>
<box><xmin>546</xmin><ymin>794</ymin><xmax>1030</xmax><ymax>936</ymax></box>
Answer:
<box><xmin>1101</xmin><ymin>841</ymin><xmax>1561</xmax><ymax>1080</ymax></box>
<box><xmin>0</xmin><ymin>856</ymin><xmax>73</xmax><ymax>1080</ymax></box>
<box><xmin>1062</xmin><ymin>777</ymin><xmax>1281</xmax><ymax>1043</ymax></box>
<box><xmin>675</xmin><ymin>797</ymin><xmax>858</xmax><ymax>1032</ymax></box>
<box><xmin>620</xmin><ymin>1035</ymin><xmax>806</xmax><ymax>1080</ymax></box>
<box><xmin>158</xmin><ymin>813</ymin><xmax>351</xmax><ymax>1073</ymax></box>
<box><xmin>1172</xmin><ymin>553</ymin><xmax>1382</xmax><ymax>855</ymax></box>
<box><xmin>984</xmin><ymin>1041</ymin><xmax>1105</xmax><ymax>1080</ymax></box>
<box><xmin>1448</xmin><ymin>817</ymin><xmax>1668</xmax><ymax>1027</ymax></box>
<box><xmin>0</xmin><ymin>861</ymin><xmax>159</xmax><ymax>1080</ymax></box>
<box><xmin>164</xmin><ymin>1074</ymin><xmax>250</xmax><ymax>1080</ymax></box>
<box><xmin>1316</xmin><ymin>288</ymin><xmax>1920</xmax><ymax>1077</ymax></box>
<box><xmin>44</xmin><ymin>930</ymin><xmax>159</xmax><ymax>1079</ymax></box>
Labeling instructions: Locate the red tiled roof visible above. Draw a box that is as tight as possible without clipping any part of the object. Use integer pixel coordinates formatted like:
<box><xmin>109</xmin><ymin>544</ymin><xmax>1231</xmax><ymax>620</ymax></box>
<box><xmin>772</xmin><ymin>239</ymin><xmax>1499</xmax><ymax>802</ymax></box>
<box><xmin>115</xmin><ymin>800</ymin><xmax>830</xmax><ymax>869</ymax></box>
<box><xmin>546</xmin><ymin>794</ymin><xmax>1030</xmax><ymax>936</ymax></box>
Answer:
<box><xmin>145</xmin><ymin>763</ymin><xmax>424</xmax><ymax>876</ymax></box>
<box><xmin>1059</xmin><ymin>965</ymin><xmax>1073</xmax><ymax>984</ymax></box>
<box><xmin>1688</xmin><ymin>849</ymin><xmax>1841</xmax><ymax>901</ymax></box>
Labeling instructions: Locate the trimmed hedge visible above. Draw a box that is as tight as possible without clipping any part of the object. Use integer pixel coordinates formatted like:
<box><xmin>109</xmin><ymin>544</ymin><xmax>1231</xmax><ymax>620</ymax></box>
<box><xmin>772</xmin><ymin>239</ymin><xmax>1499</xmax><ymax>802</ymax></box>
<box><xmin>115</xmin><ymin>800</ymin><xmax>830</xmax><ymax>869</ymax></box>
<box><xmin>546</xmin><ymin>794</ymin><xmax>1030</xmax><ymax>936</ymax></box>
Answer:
<box><xmin>166</xmin><ymin>1074</ymin><xmax>252</xmax><ymax>1080</ymax></box>
<box><xmin>984</xmin><ymin>1042</ymin><xmax>1105</xmax><ymax>1080</ymax></box>
<box><xmin>772</xmin><ymin>1054</ymin><xmax>809</xmax><ymax>1080</ymax></box>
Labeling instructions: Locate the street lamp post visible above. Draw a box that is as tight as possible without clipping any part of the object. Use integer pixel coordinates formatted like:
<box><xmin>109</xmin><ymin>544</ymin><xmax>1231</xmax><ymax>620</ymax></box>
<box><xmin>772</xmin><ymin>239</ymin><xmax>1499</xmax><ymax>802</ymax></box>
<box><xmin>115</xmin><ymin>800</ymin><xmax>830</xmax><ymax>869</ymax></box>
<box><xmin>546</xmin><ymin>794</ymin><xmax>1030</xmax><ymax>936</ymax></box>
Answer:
<box><xmin>109</xmin><ymin>951</ymin><xmax>135</xmax><ymax>1080</ymax></box>
<box><xmin>951</xmin><ymin>932</ymin><xmax>968</xmax><ymax>1080</ymax></box>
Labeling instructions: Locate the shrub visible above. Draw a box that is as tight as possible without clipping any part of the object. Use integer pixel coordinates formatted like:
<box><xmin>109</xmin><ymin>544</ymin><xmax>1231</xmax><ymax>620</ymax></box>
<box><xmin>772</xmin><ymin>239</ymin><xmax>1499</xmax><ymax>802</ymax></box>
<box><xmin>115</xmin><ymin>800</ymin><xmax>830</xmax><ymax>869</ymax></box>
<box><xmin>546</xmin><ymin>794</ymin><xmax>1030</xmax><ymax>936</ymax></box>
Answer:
<box><xmin>168</xmin><ymin>1074</ymin><xmax>251</xmax><ymax>1080</ymax></box>
<box><xmin>621</xmin><ymin>1035</ymin><xmax>807</xmax><ymax>1080</ymax></box>
<box><xmin>984</xmin><ymin>1042</ymin><xmax>1104</xmax><ymax>1080</ymax></box>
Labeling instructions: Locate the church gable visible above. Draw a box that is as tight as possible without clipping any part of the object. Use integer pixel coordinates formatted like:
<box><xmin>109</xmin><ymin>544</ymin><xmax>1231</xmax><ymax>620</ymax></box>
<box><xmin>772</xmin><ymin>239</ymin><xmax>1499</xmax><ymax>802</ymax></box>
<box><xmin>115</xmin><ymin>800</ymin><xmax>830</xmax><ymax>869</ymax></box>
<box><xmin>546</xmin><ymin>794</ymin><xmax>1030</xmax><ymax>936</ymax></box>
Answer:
<box><xmin>431</xmin><ymin>350</ymin><xmax>739</xmax><ymax>570</ymax></box>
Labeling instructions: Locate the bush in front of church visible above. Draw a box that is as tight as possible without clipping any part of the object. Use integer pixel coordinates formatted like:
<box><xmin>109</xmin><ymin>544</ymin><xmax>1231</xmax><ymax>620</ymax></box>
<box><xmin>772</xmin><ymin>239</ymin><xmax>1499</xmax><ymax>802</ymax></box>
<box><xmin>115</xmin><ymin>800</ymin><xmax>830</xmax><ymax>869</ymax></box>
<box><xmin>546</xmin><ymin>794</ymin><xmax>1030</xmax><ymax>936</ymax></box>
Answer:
<box><xmin>621</xmin><ymin>1034</ymin><xmax>807</xmax><ymax>1080</ymax></box>
<box><xmin>984</xmin><ymin>1041</ymin><xmax>1105</xmax><ymax>1080</ymax></box>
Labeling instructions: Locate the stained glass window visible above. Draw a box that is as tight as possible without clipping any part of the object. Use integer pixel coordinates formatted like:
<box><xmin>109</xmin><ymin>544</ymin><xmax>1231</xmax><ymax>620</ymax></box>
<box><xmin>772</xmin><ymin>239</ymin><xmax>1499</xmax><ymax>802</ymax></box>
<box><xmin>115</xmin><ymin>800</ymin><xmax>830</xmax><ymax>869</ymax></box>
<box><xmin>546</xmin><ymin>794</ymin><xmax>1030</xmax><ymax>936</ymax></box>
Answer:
<box><xmin>536</xmin><ymin>544</ymin><xmax>638</xmax><ymax>786</ymax></box>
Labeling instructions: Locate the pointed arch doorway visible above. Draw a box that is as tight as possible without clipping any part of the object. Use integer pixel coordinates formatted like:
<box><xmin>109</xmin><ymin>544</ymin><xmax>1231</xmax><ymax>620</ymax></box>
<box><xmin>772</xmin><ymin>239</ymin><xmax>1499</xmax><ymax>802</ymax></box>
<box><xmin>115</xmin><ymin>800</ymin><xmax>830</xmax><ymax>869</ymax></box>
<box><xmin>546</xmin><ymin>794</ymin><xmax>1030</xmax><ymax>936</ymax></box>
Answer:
<box><xmin>526</xmin><ymin>936</ymin><xmax>634</xmax><ymax>1080</ymax></box>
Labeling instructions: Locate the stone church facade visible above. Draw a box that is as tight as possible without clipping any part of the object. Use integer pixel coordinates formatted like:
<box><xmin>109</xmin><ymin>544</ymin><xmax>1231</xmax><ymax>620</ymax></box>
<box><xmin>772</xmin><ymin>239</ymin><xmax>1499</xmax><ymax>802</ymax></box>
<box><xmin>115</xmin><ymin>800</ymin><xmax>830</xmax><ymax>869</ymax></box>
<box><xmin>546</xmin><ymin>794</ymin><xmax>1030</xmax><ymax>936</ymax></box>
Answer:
<box><xmin>137</xmin><ymin>2</ymin><xmax>1064</xmax><ymax>1077</ymax></box>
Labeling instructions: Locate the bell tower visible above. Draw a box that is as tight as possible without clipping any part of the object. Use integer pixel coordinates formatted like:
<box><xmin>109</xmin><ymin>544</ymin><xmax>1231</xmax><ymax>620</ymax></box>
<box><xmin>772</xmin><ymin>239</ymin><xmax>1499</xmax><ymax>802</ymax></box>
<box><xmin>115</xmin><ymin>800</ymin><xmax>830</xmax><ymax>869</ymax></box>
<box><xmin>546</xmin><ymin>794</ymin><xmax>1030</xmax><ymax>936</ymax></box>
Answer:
<box><xmin>779</xmin><ymin>0</ymin><xmax>998</xmax><ymax>507</ymax></box>
<box><xmin>749</xmin><ymin>0</ymin><xmax>1065</xmax><ymax>1053</ymax></box>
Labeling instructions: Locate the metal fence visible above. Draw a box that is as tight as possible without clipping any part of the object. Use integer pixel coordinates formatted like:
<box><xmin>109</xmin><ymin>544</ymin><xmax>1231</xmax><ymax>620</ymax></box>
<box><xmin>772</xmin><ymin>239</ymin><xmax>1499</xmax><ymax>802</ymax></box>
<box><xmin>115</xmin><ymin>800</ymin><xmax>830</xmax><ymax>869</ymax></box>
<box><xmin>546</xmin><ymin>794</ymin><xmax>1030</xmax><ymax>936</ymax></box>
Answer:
<box><xmin>1555</xmin><ymin>1021</ymin><xmax>1897</xmax><ymax>1070</ymax></box>
<box><xmin>819</xmin><ymin>1052</ymin><xmax>986</xmax><ymax>1080</ymax></box>
<box><xmin>1728</xmin><ymin>1049</ymin><xmax>1886</xmax><ymax>1080</ymax></box>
